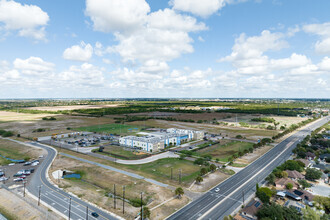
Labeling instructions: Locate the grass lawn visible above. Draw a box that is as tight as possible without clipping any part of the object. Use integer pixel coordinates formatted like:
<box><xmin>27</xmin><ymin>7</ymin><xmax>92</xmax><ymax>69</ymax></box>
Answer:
<box><xmin>75</xmin><ymin>123</ymin><xmax>144</xmax><ymax>135</ymax></box>
<box><xmin>56</xmin><ymin>148</ymin><xmax>203</xmax><ymax>187</ymax></box>
<box><xmin>94</xmin><ymin>145</ymin><xmax>151</xmax><ymax>160</ymax></box>
<box><xmin>0</xmin><ymin>139</ymin><xmax>41</xmax><ymax>165</ymax></box>
<box><xmin>196</xmin><ymin>141</ymin><xmax>254</xmax><ymax>162</ymax></box>
<box><xmin>231</xmin><ymin>163</ymin><xmax>248</xmax><ymax>167</ymax></box>
<box><xmin>125</xmin><ymin>158</ymin><xmax>203</xmax><ymax>186</ymax></box>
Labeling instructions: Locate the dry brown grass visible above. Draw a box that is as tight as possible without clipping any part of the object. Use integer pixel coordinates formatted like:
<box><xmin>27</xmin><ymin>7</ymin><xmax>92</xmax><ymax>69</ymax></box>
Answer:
<box><xmin>150</xmin><ymin>196</ymin><xmax>190</xmax><ymax>220</ymax></box>
<box><xmin>0</xmin><ymin>111</ymin><xmax>55</xmax><ymax>122</ymax></box>
<box><xmin>50</xmin><ymin>155</ymin><xmax>176</xmax><ymax>219</ymax></box>
<box><xmin>190</xmin><ymin>171</ymin><xmax>230</xmax><ymax>192</ymax></box>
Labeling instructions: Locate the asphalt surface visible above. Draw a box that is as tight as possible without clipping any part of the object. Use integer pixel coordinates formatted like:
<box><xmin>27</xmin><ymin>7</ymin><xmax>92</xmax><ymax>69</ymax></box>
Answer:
<box><xmin>27</xmin><ymin>142</ymin><xmax>121</xmax><ymax>220</ymax></box>
<box><xmin>167</xmin><ymin>116</ymin><xmax>329</xmax><ymax>220</ymax></box>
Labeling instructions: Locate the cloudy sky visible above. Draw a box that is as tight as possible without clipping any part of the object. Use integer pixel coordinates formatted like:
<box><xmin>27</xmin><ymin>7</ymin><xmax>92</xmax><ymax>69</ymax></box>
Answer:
<box><xmin>0</xmin><ymin>0</ymin><xmax>329</xmax><ymax>98</ymax></box>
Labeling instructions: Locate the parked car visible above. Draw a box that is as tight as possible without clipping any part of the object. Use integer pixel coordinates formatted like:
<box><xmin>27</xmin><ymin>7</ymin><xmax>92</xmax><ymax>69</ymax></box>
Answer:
<box><xmin>91</xmin><ymin>212</ymin><xmax>99</xmax><ymax>218</ymax></box>
<box><xmin>23</xmin><ymin>161</ymin><xmax>32</xmax><ymax>166</ymax></box>
<box><xmin>13</xmin><ymin>178</ymin><xmax>23</xmax><ymax>182</ymax></box>
<box><xmin>31</xmin><ymin>162</ymin><xmax>39</xmax><ymax>166</ymax></box>
<box><xmin>0</xmin><ymin>177</ymin><xmax>8</xmax><ymax>182</ymax></box>
<box><xmin>27</xmin><ymin>168</ymin><xmax>35</xmax><ymax>173</ymax></box>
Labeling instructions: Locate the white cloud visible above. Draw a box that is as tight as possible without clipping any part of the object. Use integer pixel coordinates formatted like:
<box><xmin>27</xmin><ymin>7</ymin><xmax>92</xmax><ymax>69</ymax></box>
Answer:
<box><xmin>303</xmin><ymin>22</ymin><xmax>330</xmax><ymax>54</ymax></box>
<box><xmin>13</xmin><ymin>56</ymin><xmax>54</xmax><ymax>76</ymax></box>
<box><xmin>318</xmin><ymin>56</ymin><xmax>330</xmax><ymax>71</ymax></box>
<box><xmin>85</xmin><ymin>0</ymin><xmax>150</xmax><ymax>33</ymax></box>
<box><xmin>170</xmin><ymin>0</ymin><xmax>226</xmax><ymax>18</ymax></box>
<box><xmin>0</xmin><ymin>0</ymin><xmax>49</xmax><ymax>40</ymax></box>
<box><xmin>270</xmin><ymin>53</ymin><xmax>311</xmax><ymax>70</ymax></box>
<box><xmin>63</xmin><ymin>42</ymin><xmax>93</xmax><ymax>62</ymax></box>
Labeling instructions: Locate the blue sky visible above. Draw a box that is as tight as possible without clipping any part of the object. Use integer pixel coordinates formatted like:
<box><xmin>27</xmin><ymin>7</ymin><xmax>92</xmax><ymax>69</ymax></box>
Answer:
<box><xmin>0</xmin><ymin>0</ymin><xmax>329</xmax><ymax>98</ymax></box>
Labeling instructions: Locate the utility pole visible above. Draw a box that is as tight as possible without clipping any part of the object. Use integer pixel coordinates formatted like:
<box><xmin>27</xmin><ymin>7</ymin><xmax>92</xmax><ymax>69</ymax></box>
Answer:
<box><xmin>140</xmin><ymin>192</ymin><xmax>143</xmax><ymax>220</ymax></box>
<box><xmin>114</xmin><ymin>184</ymin><xmax>116</xmax><ymax>209</ymax></box>
<box><xmin>179</xmin><ymin>169</ymin><xmax>182</xmax><ymax>185</ymax></box>
<box><xmin>242</xmin><ymin>191</ymin><xmax>245</xmax><ymax>205</ymax></box>
<box><xmin>68</xmin><ymin>196</ymin><xmax>72</xmax><ymax>220</ymax></box>
<box><xmin>3</xmin><ymin>168</ymin><xmax>5</xmax><ymax>184</ymax></box>
<box><xmin>122</xmin><ymin>186</ymin><xmax>125</xmax><ymax>214</ymax></box>
<box><xmin>58</xmin><ymin>170</ymin><xmax>60</xmax><ymax>185</ymax></box>
<box><xmin>38</xmin><ymin>186</ymin><xmax>41</xmax><ymax>206</ymax></box>
<box><xmin>86</xmin><ymin>206</ymin><xmax>88</xmax><ymax>220</ymax></box>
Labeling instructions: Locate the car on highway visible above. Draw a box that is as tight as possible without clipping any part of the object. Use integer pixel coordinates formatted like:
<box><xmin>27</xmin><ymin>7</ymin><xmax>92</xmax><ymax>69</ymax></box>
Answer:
<box><xmin>215</xmin><ymin>188</ymin><xmax>220</xmax><ymax>193</ymax></box>
<box><xmin>91</xmin><ymin>212</ymin><xmax>99</xmax><ymax>218</ymax></box>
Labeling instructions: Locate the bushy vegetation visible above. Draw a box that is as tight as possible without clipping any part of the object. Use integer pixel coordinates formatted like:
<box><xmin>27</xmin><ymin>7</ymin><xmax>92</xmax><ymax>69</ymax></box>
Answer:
<box><xmin>0</xmin><ymin>129</ymin><xmax>14</xmax><ymax>137</ymax></box>
<box><xmin>251</xmin><ymin>117</ymin><xmax>275</xmax><ymax>123</ymax></box>
<box><xmin>257</xmin><ymin>203</ymin><xmax>301</xmax><ymax>220</ymax></box>
<box><xmin>42</xmin><ymin>116</ymin><xmax>56</xmax><ymax>120</ymax></box>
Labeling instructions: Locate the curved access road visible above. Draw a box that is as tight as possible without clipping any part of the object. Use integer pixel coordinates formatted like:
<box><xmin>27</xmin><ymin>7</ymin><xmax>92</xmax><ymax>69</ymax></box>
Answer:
<box><xmin>167</xmin><ymin>116</ymin><xmax>329</xmax><ymax>220</ymax></box>
<box><xmin>27</xmin><ymin>142</ymin><xmax>121</xmax><ymax>220</ymax></box>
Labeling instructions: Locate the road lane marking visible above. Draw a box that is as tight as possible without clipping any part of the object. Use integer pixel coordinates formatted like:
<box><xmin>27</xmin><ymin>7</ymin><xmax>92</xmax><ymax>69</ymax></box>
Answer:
<box><xmin>196</xmin><ymin>139</ymin><xmax>297</xmax><ymax>220</ymax></box>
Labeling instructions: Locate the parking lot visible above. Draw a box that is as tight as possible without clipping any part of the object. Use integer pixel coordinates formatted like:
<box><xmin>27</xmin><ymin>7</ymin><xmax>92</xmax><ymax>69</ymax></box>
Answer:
<box><xmin>0</xmin><ymin>157</ymin><xmax>43</xmax><ymax>187</ymax></box>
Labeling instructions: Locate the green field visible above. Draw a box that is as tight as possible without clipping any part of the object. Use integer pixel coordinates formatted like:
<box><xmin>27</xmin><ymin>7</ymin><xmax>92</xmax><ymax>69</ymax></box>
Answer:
<box><xmin>93</xmin><ymin>145</ymin><xmax>151</xmax><ymax>160</ymax></box>
<box><xmin>196</xmin><ymin>141</ymin><xmax>254</xmax><ymax>162</ymax></box>
<box><xmin>75</xmin><ymin>123</ymin><xmax>144</xmax><ymax>135</ymax></box>
<box><xmin>125</xmin><ymin>158</ymin><xmax>203</xmax><ymax>186</ymax></box>
<box><xmin>0</xmin><ymin>139</ymin><xmax>35</xmax><ymax>165</ymax></box>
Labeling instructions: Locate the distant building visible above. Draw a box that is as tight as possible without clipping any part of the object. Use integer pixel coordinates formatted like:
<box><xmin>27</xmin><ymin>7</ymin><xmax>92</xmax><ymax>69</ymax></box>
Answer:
<box><xmin>233</xmin><ymin>199</ymin><xmax>263</xmax><ymax>220</ymax></box>
<box><xmin>119</xmin><ymin>128</ymin><xmax>204</xmax><ymax>152</ymax></box>
<box><xmin>296</xmin><ymin>159</ymin><xmax>312</xmax><ymax>168</ymax></box>
<box><xmin>284</xmin><ymin>200</ymin><xmax>305</xmax><ymax>213</ymax></box>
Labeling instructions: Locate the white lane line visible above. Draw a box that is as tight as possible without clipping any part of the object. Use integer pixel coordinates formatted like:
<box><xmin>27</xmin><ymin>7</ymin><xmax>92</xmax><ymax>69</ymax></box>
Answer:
<box><xmin>43</xmin><ymin>191</ymin><xmax>87</xmax><ymax>216</ymax></box>
<box><xmin>196</xmin><ymin>140</ymin><xmax>296</xmax><ymax>220</ymax></box>
<box><xmin>44</xmin><ymin>195</ymin><xmax>85</xmax><ymax>219</ymax></box>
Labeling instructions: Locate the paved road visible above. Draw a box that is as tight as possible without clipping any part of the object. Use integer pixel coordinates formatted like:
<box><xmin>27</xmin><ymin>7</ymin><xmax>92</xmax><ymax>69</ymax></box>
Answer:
<box><xmin>167</xmin><ymin>116</ymin><xmax>329</xmax><ymax>220</ymax></box>
<box><xmin>27</xmin><ymin>142</ymin><xmax>121</xmax><ymax>220</ymax></box>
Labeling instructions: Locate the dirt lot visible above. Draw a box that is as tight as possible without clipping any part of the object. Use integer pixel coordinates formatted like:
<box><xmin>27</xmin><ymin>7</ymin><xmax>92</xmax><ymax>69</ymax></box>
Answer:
<box><xmin>50</xmin><ymin>155</ymin><xmax>181</xmax><ymax>219</ymax></box>
<box><xmin>150</xmin><ymin>196</ymin><xmax>190</xmax><ymax>220</ymax></box>
<box><xmin>190</xmin><ymin>171</ymin><xmax>231</xmax><ymax>192</ymax></box>
<box><xmin>235</xmin><ymin>145</ymin><xmax>273</xmax><ymax>164</ymax></box>
<box><xmin>25</xmin><ymin>104</ymin><xmax>121</xmax><ymax>111</ymax></box>
<box><xmin>0</xmin><ymin>187</ymin><xmax>62</xmax><ymax>220</ymax></box>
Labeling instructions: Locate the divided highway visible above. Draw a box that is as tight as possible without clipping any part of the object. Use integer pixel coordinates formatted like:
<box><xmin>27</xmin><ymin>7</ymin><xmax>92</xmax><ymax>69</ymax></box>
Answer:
<box><xmin>168</xmin><ymin>116</ymin><xmax>329</xmax><ymax>220</ymax></box>
<box><xmin>27</xmin><ymin>142</ymin><xmax>120</xmax><ymax>220</ymax></box>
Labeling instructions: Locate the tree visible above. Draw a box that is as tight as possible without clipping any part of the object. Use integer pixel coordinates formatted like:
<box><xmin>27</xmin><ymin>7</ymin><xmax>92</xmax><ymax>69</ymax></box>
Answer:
<box><xmin>256</xmin><ymin>190</ymin><xmax>270</xmax><ymax>203</ymax></box>
<box><xmin>305</xmin><ymin>168</ymin><xmax>322</xmax><ymax>181</ymax></box>
<box><xmin>282</xmin><ymin>171</ymin><xmax>288</xmax><ymax>178</ymax></box>
<box><xmin>257</xmin><ymin>203</ymin><xmax>300</xmax><ymax>220</ymax></box>
<box><xmin>175</xmin><ymin>187</ymin><xmax>184</xmax><ymax>199</ymax></box>
<box><xmin>196</xmin><ymin>176</ymin><xmax>203</xmax><ymax>184</ymax></box>
<box><xmin>143</xmin><ymin>206</ymin><xmax>150</xmax><ymax>219</ymax></box>
<box><xmin>179</xmin><ymin>154</ymin><xmax>186</xmax><ymax>160</ymax></box>
<box><xmin>200</xmin><ymin>167</ymin><xmax>208</xmax><ymax>176</ymax></box>
<box><xmin>286</xmin><ymin>183</ymin><xmax>293</xmax><ymax>190</ymax></box>
<box><xmin>210</xmin><ymin>164</ymin><xmax>217</xmax><ymax>172</ymax></box>
<box><xmin>265</xmin><ymin>173</ymin><xmax>276</xmax><ymax>185</ymax></box>
<box><xmin>298</xmin><ymin>179</ymin><xmax>310</xmax><ymax>189</ymax></box>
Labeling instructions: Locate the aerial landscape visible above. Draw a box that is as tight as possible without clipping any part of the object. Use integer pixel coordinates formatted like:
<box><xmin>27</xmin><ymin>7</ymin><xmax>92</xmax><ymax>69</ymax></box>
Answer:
<box><xmin>0</xmin><ymin>1</ymin><xmax>329</xmax><ymax>220</ymax></box>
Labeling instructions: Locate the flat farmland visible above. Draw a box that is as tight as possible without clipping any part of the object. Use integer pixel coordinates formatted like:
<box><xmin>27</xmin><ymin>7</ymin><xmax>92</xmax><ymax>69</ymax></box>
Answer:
<box><xmin>25</xmin><ymin>104</ymin><xmax>121</xmax><ymax>111</ymax></box>
<box><xmin>195</xmin><ymin>141</ymin><xmax>254</xmax><ymax>162</ymax></box>
<box><xmin>0</xmin><ymin>114</ymin><xmax>116</xmax><ymax>137</ymax></box>
<box><xmin>0</xmin><ymin>111</ymin><xmax>55</xmax><ymax>122</ymax></box>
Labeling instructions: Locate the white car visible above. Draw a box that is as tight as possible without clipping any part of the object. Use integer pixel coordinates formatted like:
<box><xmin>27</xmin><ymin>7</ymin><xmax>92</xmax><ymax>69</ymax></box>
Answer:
<box><xmin>13</xmin><ymin>178</ymin><xmax>23</xmax><ymax>182</ymax></box>
<box><xmin>215</xmin><ymin>188</ymin><xmax>220</xmax><ymax>193</ymax></box>
<box><xmin>31</xmin><ymin>162</ymin><xmax>39</xmax><ymax>166</ymax></box>
<box><xmin>0</xmin><ymin>177</ymin><xmax>8</xmax><ymax>182</ymax></box>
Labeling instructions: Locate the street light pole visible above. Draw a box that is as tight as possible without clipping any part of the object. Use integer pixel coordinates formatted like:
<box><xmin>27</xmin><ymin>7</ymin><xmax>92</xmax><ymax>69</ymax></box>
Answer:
<box><xmin>114</xmin><ymin>184</ymin><xmax>116</xmax><ymax>209</ymax></box>
<box><xmin>86</xmin><ymin>206</ymin><xmax>88</xmax><ymax>220</ymax></box>
<box><xmin>140</xmin><ymin>192</ymin><xmax>143</xmax><ymax>220</ymax></box>
<box><xmin>23</xmin><ymin>180</ymin><xmax>26</xmax><ymax>197</ymax></box>
<box><xmin>68</xmin><ymin>196</ymin><xmax>72</xmax><ymax>220</ymax></box>
<box><xmin>38</xmin><ymin>186</ymin><xmax>41</xmax><ymax>206</ymax></box>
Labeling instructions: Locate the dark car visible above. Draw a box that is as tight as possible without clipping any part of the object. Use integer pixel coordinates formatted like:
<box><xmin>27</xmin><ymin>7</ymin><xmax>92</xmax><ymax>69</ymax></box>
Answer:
<box><xmin>28</xmin><ymin>168</ymin><xmax>35</xmax><ymax>173</ymax></box>
<box><xmin>23</xmin><ymin>161</ymin><xmax>32</xmax><ymax>166</ymax></box>
<box><xmin>91</xmin><ymin>212</ymin><xmax>99</xmax><ymax>218</ymax></box>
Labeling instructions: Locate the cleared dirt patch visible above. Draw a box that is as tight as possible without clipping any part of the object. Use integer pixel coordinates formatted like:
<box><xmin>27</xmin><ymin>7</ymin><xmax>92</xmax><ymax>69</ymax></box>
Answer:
<box><xmin>190</xmin><ymin>171</ymin><xmax>230</xmax><ymax>192</ymax></box>
<box><xmin>150</xmin><ymin>196</ymin><xmax>190</xmax><ymax>220</ymax></box>
<box><xmin>236</xmin><ymin>145</ymin><xmax>273</xmax><ymax>164</ymax></box>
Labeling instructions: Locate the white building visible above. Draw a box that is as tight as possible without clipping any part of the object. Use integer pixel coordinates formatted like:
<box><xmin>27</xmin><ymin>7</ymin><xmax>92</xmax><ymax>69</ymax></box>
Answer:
<box><xmin>119</xmin><ymin>136</ymin><xmax>164</xmax><ymax>152</ymax></box>
<box><xmin>166</xmin><ymin>128</ymin><xmax>204</xmax><ymax>140</ymax></box>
